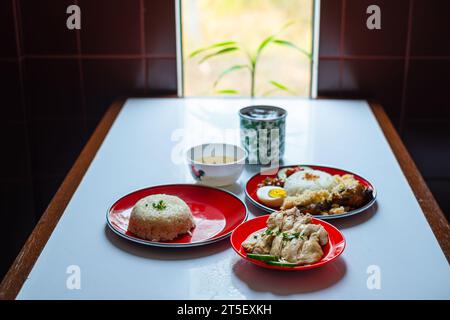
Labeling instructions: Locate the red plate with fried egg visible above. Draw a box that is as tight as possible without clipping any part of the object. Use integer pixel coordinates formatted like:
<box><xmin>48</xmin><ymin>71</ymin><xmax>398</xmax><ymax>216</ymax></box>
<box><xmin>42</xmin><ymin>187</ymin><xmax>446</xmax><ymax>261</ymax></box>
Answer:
<box><xmin>245</xmin><ymin>165</ymin><xmax>377</xmax><ymax>220</ymax></box>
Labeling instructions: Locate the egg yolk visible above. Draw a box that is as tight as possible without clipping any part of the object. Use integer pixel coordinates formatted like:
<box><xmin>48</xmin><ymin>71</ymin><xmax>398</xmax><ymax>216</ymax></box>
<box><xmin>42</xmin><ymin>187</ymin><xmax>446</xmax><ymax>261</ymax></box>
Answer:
<box><xmin>268</xmin><ymin>188</ymin><xmax>286</xmax><ymax>198</ymax></box>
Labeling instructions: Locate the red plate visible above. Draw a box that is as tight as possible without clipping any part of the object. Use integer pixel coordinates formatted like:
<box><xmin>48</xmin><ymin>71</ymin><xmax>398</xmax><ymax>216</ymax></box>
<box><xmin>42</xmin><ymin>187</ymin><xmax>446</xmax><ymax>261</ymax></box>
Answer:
<box><xmin>230</xmin><ymin>215</ymin><xmax>345</xmax><ymax>270</ymax></box>
<box><xmin>107</xmin><ymin>184</ymin><xmax>248</xmax><ymax>247</ymax></box>
<box><xmin>245</xmin><ymin>165</ymin><xmax>377</xmax><ymax>220</ymax></box>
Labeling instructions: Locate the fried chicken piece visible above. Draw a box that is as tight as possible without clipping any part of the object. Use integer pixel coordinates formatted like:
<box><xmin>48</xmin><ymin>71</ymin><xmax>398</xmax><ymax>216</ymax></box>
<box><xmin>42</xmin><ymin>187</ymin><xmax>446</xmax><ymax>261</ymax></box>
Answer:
<box><xmin>267</xmin><ymin>207</ymin><xmax>304</xmax><ymax>230</ymax></box>
<box><xmin>297</xmin><ymin>234</ymin><xmax>324</xmax><ymax>265</ymax></box>
<box><xmin>280</xmin><ymin>237</ymin><xmax>305</xmax><ymax>263</ymax></box>
<box><xmin>269</xmin><ymin>234</ymin><xmax>284</xmax><ymax>257</ymax></box>
<box><xmin>315</xmin><ymin>226</ymin><xmax>329</xmax><ymax>246</ymax></box>
<box><xmin>281</xmin><ymin>190</ymin><xmax>331</xmax><ymax>210</ymax></box>
<box><xmin>332</xmin><ymin>184</ymin><xmax>373</xmax><ymax>208</ymax></box>
<box><xmin>242</xmin><ymin>230</ymin><xmax>264</xmax><ymax>252</ymax></box>
<box><xmin>281</xmin><ymin>174</ymin><xmax>373</xmax><ymax>215</ymax></box>
<box><xmin>252</xmin><ymin>233</ymin><xmax>275</xmax><ymax>254</ymax></box>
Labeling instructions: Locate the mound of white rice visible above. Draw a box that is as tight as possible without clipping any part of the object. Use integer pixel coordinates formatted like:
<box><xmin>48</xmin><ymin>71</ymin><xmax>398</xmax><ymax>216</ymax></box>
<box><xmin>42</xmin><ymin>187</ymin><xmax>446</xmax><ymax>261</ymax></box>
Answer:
<box><xmin>284</xmin><ymin>169</ymin><xmax>336</xmax><ymax>196</ymax></box>
<box><xmin>128</xmin><ymin>194</ymin><xmax>195</xmax><ymax>241</ymax></box>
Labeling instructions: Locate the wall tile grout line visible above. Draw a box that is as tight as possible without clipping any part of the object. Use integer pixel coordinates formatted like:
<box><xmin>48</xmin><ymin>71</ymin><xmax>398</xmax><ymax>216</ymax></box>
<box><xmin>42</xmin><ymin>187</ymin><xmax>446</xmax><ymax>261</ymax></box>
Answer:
<box><xmin>33</xmin><ymin>172</ymin><xmax>68</xmax><ymax>181</ymax></box>
<box><xmin>320</xmin><ymin>55</ymin><xmax>450</xmax><ymax>61</ymax></box>
<box><xmin>140</xmin><ymin>0</ymin><xmax>149</xmax><ymax>95</ymax></box>
<box><xmin>74</xmin><ymin>0</ymin><xmax>88</xmax><ymax>136</ymax></box>
<box><xmin>0</xmin><ymin>176</ymin><xmax>34</xmax><ymax>184</ymax></box>
<box><xmin>8</xmin><ymin>54</ymin><xmax>445</xmax><ymax>63</ymax></box>
<box><xmin>0</xmin><ymin>57</ymin><xmax>22</xmax><ymax>62</ymax></box>
<box><xmin>16</xmin><ymin>53</ymin><xmax>448</xmax><ymax>62</ymax></box>
<box><xmin>12</xmin><ymin>0</ymin><xmax>37</xmax><ymax>222</ymax></box>
<box><xmin>22</xmin><ymin>54</ymin><xmax>176</xmax><ymax>60</ymax></box>
<box><xmin>12</xmin><ymin>0</ymin><xmax>25</xmax><ymax>121</ymax></box>
<box><xmin>22</xmin><ymin>116</ymin><xmax>87</xmax><ymax>123</ymax></box>
<box><xmin>12</xmin><ymin>0</ymin><xmax>24</xmax><ymax>56</ymax></box>
<box><xmin>425</xmin><ymin>177</ymin><xmax>450</xmax><ymax>182</ymax></box>
<box><xmin>410</xmin><ymin>56</ymin><xmax>450</xmax><ymax>60</ymax></box>
<box><xmin>407</xmin><ymin>117</ymin><xmax>450</xmax><ymax>123</ymax></box>
<box><xmin>399</xmin><ymin>0</ymin><xmax>414</xmax><ymax>133</ymax></box>
<box><xmin>338</xmin><ymin>0</ymin><xmax>346</xmax><ymax>92</ymax></box>
<box><xmin>319</xmin><ymin>55</ymin><xmax>405</xmax><ymax>60</ymax></box>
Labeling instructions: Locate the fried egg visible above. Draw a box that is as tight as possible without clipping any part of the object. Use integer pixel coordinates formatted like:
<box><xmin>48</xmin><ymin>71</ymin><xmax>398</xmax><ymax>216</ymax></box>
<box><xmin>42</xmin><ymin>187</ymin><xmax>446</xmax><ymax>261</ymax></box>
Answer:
<box><xmin>284</xmin><ymin>169</ymin><xmax>336</xmax><ymax>196</ymax></box>
<box><xmin>257</xmin><ymin>186</ymin><xmax>287</xmax><ymax>207</ymax></box>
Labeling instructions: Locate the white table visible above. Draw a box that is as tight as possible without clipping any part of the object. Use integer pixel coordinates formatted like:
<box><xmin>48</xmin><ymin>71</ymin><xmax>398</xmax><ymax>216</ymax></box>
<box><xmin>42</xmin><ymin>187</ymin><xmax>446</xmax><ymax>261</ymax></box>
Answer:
<box><xmin>17</xmin><ymin>98</ymin><xmax>450</xmax><ymax>299</ymax></box>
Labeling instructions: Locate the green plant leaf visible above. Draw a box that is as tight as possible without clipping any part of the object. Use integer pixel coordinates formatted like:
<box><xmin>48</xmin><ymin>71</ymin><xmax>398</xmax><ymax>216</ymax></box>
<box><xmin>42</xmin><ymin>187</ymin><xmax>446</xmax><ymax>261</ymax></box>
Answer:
<box><xmin>189</xmin><ymin>41</ymin><xmax>237</xmax><ymax>58</ymax></box>
<box><xmin>215</xmin><ymin>89</ymin><xmax>239</xmax><ymax>95</ymax></box>
<box><xmin>213</xmin><ymin>64</ymin><xmax>249</xmax><ymax>88</ymax></box>
<box><xmin>255</xmin><ymin>22</ymin><xmax>298</xmax><ymax>60</ymax></box>
<box><xmin>256</xmin><ymin>35</ymin><xmax>275</xmax><ymax>56</ymax></box>
<box><xmin>268</xmin><ymin>80</ymin><xmax>296</xmax><ymax>95</ymax></box>
<box><xmin>280</xmin><ymin>20</ymin><xmax>296</xmax><ymax>31</ymax></box>
<box><xmin>199</xmin><ymin>47</ymin><xmax>239</xmax><ymax>64</ymax></box>
<box><xmin>273</xmin><ymin>39</ymin><xmax>312</xmax><ymax>59</ymax></box>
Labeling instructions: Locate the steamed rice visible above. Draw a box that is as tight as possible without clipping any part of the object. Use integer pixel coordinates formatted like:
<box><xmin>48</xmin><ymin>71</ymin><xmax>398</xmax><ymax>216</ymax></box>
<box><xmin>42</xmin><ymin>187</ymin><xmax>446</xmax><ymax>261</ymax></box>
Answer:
<box><xmin>284</xmin><ymin>169</ymin><xmax>336</xmax><ymax>196</ymax></box>
<box><xmin>128</xmin><ymin>194</ymin><xmax>195</xmax><ymax>241</ymax></box>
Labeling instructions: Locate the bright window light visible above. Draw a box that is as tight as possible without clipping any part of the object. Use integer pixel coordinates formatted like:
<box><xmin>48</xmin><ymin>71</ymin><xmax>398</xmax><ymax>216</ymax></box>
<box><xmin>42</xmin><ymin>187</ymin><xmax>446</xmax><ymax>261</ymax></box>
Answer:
<box><xmin>180</xmin><ymin>0</ymin><xmax>316</xmax><ymax>97</ymax></box>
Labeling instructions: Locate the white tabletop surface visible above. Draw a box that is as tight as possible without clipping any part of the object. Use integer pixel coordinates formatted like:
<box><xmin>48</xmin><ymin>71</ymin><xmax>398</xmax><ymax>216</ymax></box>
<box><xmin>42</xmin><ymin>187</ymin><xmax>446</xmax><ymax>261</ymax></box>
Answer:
<box><xmin>18</xmin><ymin>98</ymin><xmax>450</xmax><ymax>300</ymax></box>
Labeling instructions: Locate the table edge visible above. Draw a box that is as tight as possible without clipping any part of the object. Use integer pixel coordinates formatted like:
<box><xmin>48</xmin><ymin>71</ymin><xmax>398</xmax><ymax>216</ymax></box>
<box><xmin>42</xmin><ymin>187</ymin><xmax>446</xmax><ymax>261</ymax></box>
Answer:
<box><xmin>368</xmin><ymin>101</ymin><xmax>449</xmax><ymax>263</ymax></box>
<box><xmin>1</xmin><ymin>98</ymin><xmax>448</xmax><ymax>300</ymax></box>
<box><xmin>0</xmin><ymin>99</ymin><xmax>126</xmax><ymax>300</ymax></box>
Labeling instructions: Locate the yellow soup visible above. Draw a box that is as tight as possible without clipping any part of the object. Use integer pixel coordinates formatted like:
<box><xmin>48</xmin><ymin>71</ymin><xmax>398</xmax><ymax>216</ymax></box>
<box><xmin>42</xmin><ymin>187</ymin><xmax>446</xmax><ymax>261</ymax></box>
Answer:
<box><xmin>196</xmin><ymin>156</ymin><xmax>236</xmax><ymax>164</ymax></box>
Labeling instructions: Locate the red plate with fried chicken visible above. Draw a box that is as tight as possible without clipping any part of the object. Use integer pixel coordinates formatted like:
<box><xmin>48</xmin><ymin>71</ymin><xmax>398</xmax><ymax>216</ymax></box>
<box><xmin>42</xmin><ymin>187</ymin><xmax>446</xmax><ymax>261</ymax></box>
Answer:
<box><xmin>245</xmin><ymin>165</ymin><xmax>376</xmax><ymax>220</ymax></box>
<box><xmin>231</xmin><ymin>211</ymin><xmax>346</xmax><ymax>270</ymax></box>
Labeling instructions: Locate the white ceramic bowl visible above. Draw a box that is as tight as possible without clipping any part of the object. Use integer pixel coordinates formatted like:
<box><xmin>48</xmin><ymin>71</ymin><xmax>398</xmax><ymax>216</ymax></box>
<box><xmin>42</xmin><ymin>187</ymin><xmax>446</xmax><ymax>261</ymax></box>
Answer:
<box><xmin>186</xmin><ymin>143</ymin><xmax>247</xmax><ymax>187</ymax></box>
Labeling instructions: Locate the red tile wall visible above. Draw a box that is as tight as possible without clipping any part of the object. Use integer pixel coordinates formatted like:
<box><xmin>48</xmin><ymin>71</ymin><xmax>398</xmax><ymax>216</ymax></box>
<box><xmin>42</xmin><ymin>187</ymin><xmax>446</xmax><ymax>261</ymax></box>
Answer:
<box><xmin>1</xmin><ymin>0</ymin><xmax>35</xmax><ymax>280</ymax></box>
<box><xmin>0</xmin><ymin>0</ymin><xmax>177</xmax><ymax>280</ymax></box>
<box><xmin>319</xmin><ymin>0</ymin><xmax>450</xmax><ymax>125</ymax></box>
<box><xmin>318</xmin><ymin>0</ymin><xmax>450</xmax><ymax>220</ymax></box>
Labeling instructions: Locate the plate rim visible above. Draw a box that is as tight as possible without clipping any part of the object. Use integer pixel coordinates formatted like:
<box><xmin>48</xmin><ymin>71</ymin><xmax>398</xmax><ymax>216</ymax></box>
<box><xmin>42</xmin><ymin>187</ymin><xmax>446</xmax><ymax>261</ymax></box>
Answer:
<box><xmin>230</xmin><ymin>215</ymin><xmax>346</xmax><ymax>270</ymax></box>
<box><xmin>244</xmin><ymin>164</ymin><xmax>378</xmax><ymax>220</ymax></box>
<box><xmin>106</xmin><ymin>183</ymin><xmax>249</xmax><ymax>248</ymax></box>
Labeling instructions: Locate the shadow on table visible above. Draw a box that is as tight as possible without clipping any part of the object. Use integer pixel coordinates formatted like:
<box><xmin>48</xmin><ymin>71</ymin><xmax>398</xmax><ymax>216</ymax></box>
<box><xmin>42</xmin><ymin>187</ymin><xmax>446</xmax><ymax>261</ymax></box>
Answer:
<box><xmin>104</xmin><ymin>225</ymin><xmax>230</xmax><ymax>261</ymax></box>
<box><xmin>221</xmin><ymin>182</ymin><xmax>243</xmax><ymax>195</ymax></box>
<box><xmin>245</xmin><ymin>198</ymin><xmax>268</xmax><ymax>216</ymax></box>
<box><xmin>232</xmin><ymin>257</ymin><xmax>347</xmax><ymax>295</ymax></box>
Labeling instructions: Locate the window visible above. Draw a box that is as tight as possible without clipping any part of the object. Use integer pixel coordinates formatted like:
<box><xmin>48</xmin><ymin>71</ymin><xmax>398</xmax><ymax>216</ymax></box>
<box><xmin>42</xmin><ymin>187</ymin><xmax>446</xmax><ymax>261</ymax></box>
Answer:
<box><xmin>178</xmin><ymin>0</ymin><xmax>318</xmax><ymax>97</ymax></box>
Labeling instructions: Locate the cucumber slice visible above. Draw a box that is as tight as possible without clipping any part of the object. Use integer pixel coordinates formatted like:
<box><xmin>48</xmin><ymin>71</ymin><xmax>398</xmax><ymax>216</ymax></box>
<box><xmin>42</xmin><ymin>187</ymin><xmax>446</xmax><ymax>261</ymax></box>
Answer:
<box><xmin>266</xmin><ymin>261</ymin><xmax>299</xmax><ymax>267</ymax></box>
<box><xmin>246</xmin><ymin>253</ymin><xmax>278</xmax><ymax>262</ymax></box>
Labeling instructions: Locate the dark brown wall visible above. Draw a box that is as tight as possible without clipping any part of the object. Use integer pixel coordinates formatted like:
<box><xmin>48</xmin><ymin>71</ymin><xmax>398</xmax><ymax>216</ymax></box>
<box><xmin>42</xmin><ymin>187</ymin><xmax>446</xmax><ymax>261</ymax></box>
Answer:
<box><xmin>0</xmin><ymin>0</ymin><xmax>177</xmax><ymax>279</ymax></box>
<box><xmin>318</xmin><ymin>0</ymin><xmax>450</xmax><ymax>220</ymax></box>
